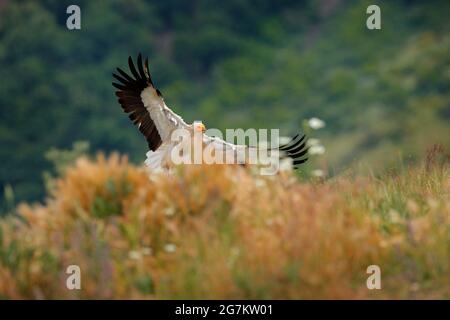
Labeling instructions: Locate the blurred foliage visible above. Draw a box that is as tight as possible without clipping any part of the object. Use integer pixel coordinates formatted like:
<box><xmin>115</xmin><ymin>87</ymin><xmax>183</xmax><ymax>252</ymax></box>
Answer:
<box><xmin>44</xmin><ymin>141</ymin><xmax>89</xmax><ymax>175</ymax></box>
<box><xmin>0</xmin><ymin>153</ymin><xmax>448</xmax><ymax>298</ymax></box>
<box><xmin>0</xmin><ymin>0</ymin><xmax>449</xmax><ymax>205</ymax></box>
<box><xmin>42</xmin><ymin>140</ymin><xmax>89</xmax><ymax>191</ymax></box>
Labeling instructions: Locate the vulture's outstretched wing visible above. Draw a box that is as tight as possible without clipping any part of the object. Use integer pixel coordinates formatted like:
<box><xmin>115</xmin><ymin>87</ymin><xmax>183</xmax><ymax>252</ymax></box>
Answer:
<box><xmin>277</xmin><ymin>133</ymin><xmax>309</xmax><ymax>169</ymax></box>
<box><xmin>113</xmin><ymin>54</ymin><xmax>188</xmax><ymax>151</ymax></box>
<box><xmin>202</xmin><ymin>135</ymin><xmax>248</xmax><ymax>164</ymax></box>
<box><xmin>202</xmin><ymin>133</ymin><xmax>309</xmax><ymax>169</ymax></box>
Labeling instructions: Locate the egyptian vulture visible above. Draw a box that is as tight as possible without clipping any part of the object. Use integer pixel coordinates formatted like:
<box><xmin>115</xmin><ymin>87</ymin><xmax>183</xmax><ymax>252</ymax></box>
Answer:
<box><xmin>112</xmin><ymin>54</ymin><xmax>308</xmax><ymax>172</ymax></box>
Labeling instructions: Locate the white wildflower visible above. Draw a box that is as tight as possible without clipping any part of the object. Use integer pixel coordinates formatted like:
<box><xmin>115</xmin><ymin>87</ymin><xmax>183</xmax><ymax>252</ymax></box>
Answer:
<box><xmin>308</xmin><ymin>117</ymin><xmax>325</xmax><ymax>130</ymax></box>
<box><xmin>307</xmin><ymin>138</ymin><xmax>320</xmax><ymax>147</ymax></box>
<box><xmin>255</xmin><ymin>178</ymin><xmax>266</xmax><ymax>188</ymax></box>
<box><xmin>164</xmin><ymin>243</ymin><xmax>177</xmax><ymax>253</ymax></box>
<box><xmin>141</xmin><ymin>247</ymin><xmax>153</xmax><ymax>256</ymax></box>
<box><xmin>164</xmin><ymin>207</ymin><xmax>176</xmax><ymax>216</ymax></box>
<box><xmin>311</xmin><ymin>169</ymin><xmax>324</xmax><ymax>177</ymax></box>
<box><xmin>227</xmin><ymin>247</ymin><xmax>241</xmax><ymax>268</ymax></box>
<box><xmin>309</xmin><ymin>144</ymin><xmax>325</xmax><ymax>155</ymax></box>
<box><xmin>279</xmin><ymin>158</ymin><xmax>293</xmax><ymax>172</ymax></box>
<box><xmin>128</xmin><ymin>250</ymin><xmax>142</xmax><ymax>260</ymax></box>
<box><xmin>388</xmin><ymin>209</ymin><xmax>402</xmax><ymax>223</ymax></box>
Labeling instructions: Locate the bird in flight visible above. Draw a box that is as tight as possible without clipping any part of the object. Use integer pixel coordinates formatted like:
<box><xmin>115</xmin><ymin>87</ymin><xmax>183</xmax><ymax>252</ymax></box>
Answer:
<box><xmin>112</xmin><ymin>54</ymin><xmax>308</xmax><ymax>172</ymax></box>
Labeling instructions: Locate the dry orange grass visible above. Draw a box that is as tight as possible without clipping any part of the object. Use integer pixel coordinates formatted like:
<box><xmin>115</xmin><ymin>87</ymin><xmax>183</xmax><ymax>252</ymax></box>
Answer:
<box><xmin>0</xmin><ymin>153</ymin><xmax>448</xmax><ymax>299</ymax></box>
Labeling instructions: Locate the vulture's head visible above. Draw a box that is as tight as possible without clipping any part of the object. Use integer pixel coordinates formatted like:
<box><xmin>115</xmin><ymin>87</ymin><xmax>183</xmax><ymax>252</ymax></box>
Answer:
<box><xmin>193</xmin><ymin>121</ymin><xmax>206</xmax><ymax>133</ymax></box>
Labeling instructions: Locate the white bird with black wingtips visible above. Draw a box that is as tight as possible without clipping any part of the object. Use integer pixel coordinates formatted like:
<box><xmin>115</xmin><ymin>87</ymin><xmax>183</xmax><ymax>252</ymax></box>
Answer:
<box><xmin>112</xmin><ymin>54</ymin><xmax>308</xmax><ymax>171</ymax></box>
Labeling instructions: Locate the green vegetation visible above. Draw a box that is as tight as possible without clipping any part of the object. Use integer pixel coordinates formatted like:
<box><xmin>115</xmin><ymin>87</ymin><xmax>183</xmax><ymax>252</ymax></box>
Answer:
<box><xmin>0</xmin><ymin>0</ymin><xmax>449</xmax><ymax>207</ymax></box>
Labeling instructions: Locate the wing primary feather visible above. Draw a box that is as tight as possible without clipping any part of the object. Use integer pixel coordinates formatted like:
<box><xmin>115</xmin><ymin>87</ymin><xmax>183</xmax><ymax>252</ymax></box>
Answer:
<box><xmin>128</xmin><ymin>56</ymin><xmax>141</xmax><ymax>81</ymax></box>
<box><xmin>116</xmin><ymin>67</ymin><xmax>135</xmax><ymax>83</ymax></box>
<box><xmin>137</xmin><ymin>54</ymin><xmax>147</xmax><ymax>81</ymax></box>
<box><xmin>144</xmin><ymin>57</ymin><xmax>154</xmax><ymax>86</ymax></box>
<box><xmin>112</xmin><ymin>82</ymin><xmax>127</xmax><ymax>90</ymax></box>
<box><xmin>284</xmin><ymin>140</ymin><xmax>307</xmax><ymax>155</ymax></box>
<box><xmin>112</xmin><ymin>73</ymin><xmax>131</xmax><ymax>85</ymax></box>
<box><xmin>292</xmin><ymin>158</ymin><xmax>309</xmax><ymax>166</ymax></box>
<box><xmin>288</xmin><ymin>148</ymin><xmax>309</xmax><ymax>159</ymax></box>
<box><xmin>279</xmin><ymin>134</ymin><xmax>305</xmax><ymax>151</ymax></box>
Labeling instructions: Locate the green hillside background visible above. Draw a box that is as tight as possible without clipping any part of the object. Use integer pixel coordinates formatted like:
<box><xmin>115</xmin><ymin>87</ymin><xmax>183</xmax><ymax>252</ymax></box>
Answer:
<box><xmin>0</xmin><ymin>0</ymin><xmax>449</xmax><ymax>208</ymax></box>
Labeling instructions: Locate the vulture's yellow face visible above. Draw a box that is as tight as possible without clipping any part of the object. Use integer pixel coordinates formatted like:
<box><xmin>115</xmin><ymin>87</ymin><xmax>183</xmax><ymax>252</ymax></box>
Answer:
<box><xmin>194</xmin><ymin>122</ymin><xmax>206</xmax><ymax>133</ymax></box>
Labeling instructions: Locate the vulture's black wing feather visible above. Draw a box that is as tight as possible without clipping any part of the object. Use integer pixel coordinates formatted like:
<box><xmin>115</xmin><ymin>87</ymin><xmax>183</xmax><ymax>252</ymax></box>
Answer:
<box><xmin>278</xmin><ymin>134</ymin><xmax>309</xmax><ymax>169</ymax></box>
<box><xmin>113</xmin><ymin>54</ymin><xmax>162</xmax><ymax>151</ymax></box>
